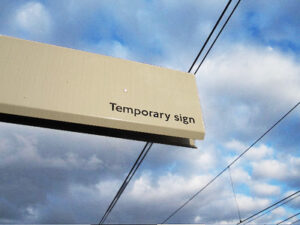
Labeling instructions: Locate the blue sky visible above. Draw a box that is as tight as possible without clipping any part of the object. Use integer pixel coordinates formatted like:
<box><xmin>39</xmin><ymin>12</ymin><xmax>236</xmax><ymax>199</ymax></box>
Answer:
<box><xmin>0</xmin><ymin>0</ymin><xmax>299</xmax><ymax>224</ymax></box>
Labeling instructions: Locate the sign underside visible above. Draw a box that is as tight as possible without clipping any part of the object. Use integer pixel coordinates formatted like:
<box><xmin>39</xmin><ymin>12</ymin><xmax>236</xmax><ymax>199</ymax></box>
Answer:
<box><xmin>0</xmin><ymin>36</ymin><xmax>205</xmax><ymax>148</ymax></box>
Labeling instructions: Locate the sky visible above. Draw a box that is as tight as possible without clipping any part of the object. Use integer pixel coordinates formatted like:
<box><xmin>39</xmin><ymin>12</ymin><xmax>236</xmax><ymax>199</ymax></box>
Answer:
<box><xmin>0</xmin><ymin>0</ymin><xmax>300</xmax><ymax>224</ymax></box>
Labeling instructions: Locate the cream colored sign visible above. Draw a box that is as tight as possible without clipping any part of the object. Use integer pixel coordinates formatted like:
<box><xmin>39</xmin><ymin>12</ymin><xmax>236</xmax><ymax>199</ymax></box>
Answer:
<box><xmin>0</xmin><ymin>36</ymin><xmax>205</xmax><ymax>147</ymax></box>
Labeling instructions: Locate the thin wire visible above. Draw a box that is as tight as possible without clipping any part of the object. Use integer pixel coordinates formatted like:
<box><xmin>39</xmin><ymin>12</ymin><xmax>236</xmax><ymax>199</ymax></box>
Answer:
<box><xmin>245</xmin><ymin>193</ymin><xmax>300</xmax><ymax>224</ymax></box>
<box><xmin>277</xmin><ymin>212</ymin><xmax>300</xmax><ymax>225</ymax></box>
<box><xmin>228</xmin><ymin>102</ymin><xmax>299</xmax><ymax>168</ymax></box>
<box><xmin>194</xmin><ymin>0</ymin><xmax>242</xmax><ymax>74</ymax></box>
<box><xmin>238</xmin><ymin>190</ymin><xmax>300</xmax><ymax>224</ymax></box>
<box><xmin>188</xmin><ymin>0</ymin><xmax>232</xmax><ymax>73</ymax></box>
<box><xmin>291</xmin><ymin>218</ymin><xmax>300</xmax><ymax>225</ymax></box>
<box><xmin>99</xmin><ymin>142</ymin><xmax>152</xmax><ymax>224</ymax></box>
<box><xmin>99</xmin><ymin>142</ymin><xmax>153</xmax><ymax>224</ymax></box>
<box><xmin>99</xmin><ymin>142</ymin><xmax>150</xmax><ymax>224</ymax></box>
<box><xmin>98</xmin><ymin>1</ymin><xmax>240</xmax><ymax>222</ymax></box>
<box><xmin>228</xmin><ymin>166</ymin><xmax>242</xmax><ymax>223</ymax></box>
<box><xmin>98</xmin><ymin>1</ymin><xmax>234</xmax><ymax>219</ymax></box>
<box><xmin>161</xmin><ymin>102</ymin><xmax>300</xmax><ymax>224</ymax></box>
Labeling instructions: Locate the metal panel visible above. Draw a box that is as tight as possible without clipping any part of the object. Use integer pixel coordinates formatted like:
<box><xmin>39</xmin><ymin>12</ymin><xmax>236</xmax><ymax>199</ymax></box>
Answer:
<box><xmin>0</xmin><ymin>36</ymin><xmax>205</xmax><ymax>147</ymax></box>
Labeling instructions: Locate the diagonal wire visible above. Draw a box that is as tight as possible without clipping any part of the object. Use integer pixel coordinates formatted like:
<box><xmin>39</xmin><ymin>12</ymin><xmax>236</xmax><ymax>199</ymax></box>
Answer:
<box><xmin>98</xmin><ymin>1</ymin><xmax>239</xmax><ymax>222</ymax></box>
<box><xmin>98</xmin><ymin>0</ymin><xmax>295</xmax><ymax>222</ymax></box>
<box><xmin>228</xmin><ymin>166</ymin><xmax>242</xmax><ymax>223</ymax></box>
<box><xmin>194</xmin><ymin>0</ymin><xmax>242</xmax><ymax>75</ymax></box>
<box><xmin>238</xmin><ymin>190</ymin><xmax>300</xmax><ymax>224</ymax></box>
<box><xmin>245</xmin><ymin>193</ymin><xmax>300</xmax><ymax>224</ymax></box>
<box><xmin>162</xmin><ymin>102</ymin><xmax>300</xmax><ymax>224</ymax></box>
<box><xmin>277</xmin><ymin>212</ymin><xmax>300</xmax><ymax>225</ymax></box>
<box><xmin>188</xmin><ymin>0</ymin><xmax>232</xmax><ymax>73</ymax></box>
<box><xmin>99</xmin><ymin>142</ymin><xmax>153</xmax><ymax>224</ymax></box>
<box><xmin>291</xmin><ymin>218</ymin><xmax>300</xmax><ymax>225</ymax></box>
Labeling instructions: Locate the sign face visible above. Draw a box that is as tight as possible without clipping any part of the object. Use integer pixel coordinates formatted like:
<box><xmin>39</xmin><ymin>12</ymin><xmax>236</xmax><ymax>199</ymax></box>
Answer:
<box><xmin>0</xmin><ymin>36</ymin><xmax>205</xmax><ymax>147</ymax></box>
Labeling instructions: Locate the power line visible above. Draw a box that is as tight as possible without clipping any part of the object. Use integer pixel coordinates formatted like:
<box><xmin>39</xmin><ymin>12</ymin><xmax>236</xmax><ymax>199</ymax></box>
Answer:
<box><xmin>161</xmin><ymin>102</ymin><xmax>300</xmax><ymax>224</ymax></box>
<box><xmin>99</xmin><ymin>142</ymin><xmax>153</xmax><ymax>224</ymax></box>
<box><xmin>245</xmin><ymin>193</ymin><xmax>300</xmax><ymax>224</ymax></box>
<box><xmin>188</xmin><ymin>0</ymin><xmax>233</xmax><ymax>73</ymax></box>
<box><xmin>228</xmin><ymin>166</ymin><xmax>242</xmax><ymax>223</ymax></box>
<box><xmin>194</xmin><ymin>0</ymin><xmax>242</xmax><ymax>74</ymax></box>
<box><xmin>238</xmin><ymin>190</ymin><xmax>300</xmax><ymax>224</ymax></box>
<box><xmin>291</xmin><ymin>218</ymin><xmax>300</xmax><ymax>225</ymax></box>
<box><xmin>277</xmin><ymin>212</ymin><xmax>300</xmax><ymax>225</ymax></box>
<box><xmin>98</xmin><ymin>0</ymin><xmax>291</xmax><ymax>223</ymax></box>
<box><xmin>98</xmin><ymin>1</ymin><xmax>239</xmax><ymax>222</ymax></box>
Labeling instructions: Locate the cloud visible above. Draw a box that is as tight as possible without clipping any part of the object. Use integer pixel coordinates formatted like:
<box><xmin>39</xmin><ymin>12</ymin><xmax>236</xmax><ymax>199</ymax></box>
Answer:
<box><xmin>13</xmin><ymin>2</ymin><xmax>52</xmax><ymax>38</ymax></box>
<box><xmin>0</xmin><ymin>132</ymin><xmax>103</xmax><ymax>170</ymax></box>
<box><xmin>230</xmin><ymin>167</ymin><xmax>251</xmax><ymax>184</ymax></box>
<box><xmin>237</xmin><ymin>194</ymin><xmax>270</xmax><ymax>215</ymax></box>
<box><xmin>198</xmin><ymin>44</ymin><xmax>300</xmax><ymax>143</ymax></box>
<box><xmin>0</xmin><ymin>0</ymin><xmax>299</xmax><ymax>224</ymax></box>
<box><xmin>0</xmin><ymin>122</ymin><xmax>147</xmax><ymax>223</ymax></box>
<box><xmin>252</xmin><ymin>159</ymin><xmax>288</xmax><ymax>180</ymax></box>
<box><xmin>105</xmin><ymin>172</ymin><xmax>238</xmax><ymax>224</ymax></box>
<box><xmin>0</xmin><ymin>42</ymin><xmax>299</xmax><ymax>224</ymax></box>
<box><xmin>83</xmin><ymin>40</ymin><xmax>135</xmax><ymax>60</ymax></box>
<box><xmin>225</xmin><ymin>140</ymin><xmax>274</xmax><ymax>161</ymax></box>
<box><xmin>252</xmin><ymin>183</ymin><xmax>281</xmax><ymax>197</ymax></box>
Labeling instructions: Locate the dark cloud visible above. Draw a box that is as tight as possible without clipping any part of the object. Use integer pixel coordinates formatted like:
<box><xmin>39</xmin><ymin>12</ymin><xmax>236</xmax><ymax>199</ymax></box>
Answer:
<box><xmin>0</xmin><ymin>122</ymin><xmax>146</xmax><ymax>223</ymax></box>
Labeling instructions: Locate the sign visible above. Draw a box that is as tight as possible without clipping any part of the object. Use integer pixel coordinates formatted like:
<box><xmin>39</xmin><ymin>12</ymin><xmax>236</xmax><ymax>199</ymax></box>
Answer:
<box><xmin>0</xmin><ymin>36</ymin><xmax>205</xmax><ymax>148</ymax></box>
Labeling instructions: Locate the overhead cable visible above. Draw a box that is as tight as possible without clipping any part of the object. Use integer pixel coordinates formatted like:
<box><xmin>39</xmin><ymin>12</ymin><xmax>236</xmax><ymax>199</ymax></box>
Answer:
<box><xmin>238</xmin><ymin>190</ymin><xmax>300</xmax><ymax>224</ymax></box>
<box><xmin>188</xmin><ymin>0</ymin><xmax>232</xmax><ymax>73</ymax></box>
<box><xmin>277</xmin><ymin>212</ymin><xmax>300</xmax><ymax>225</ymax></box>
<box><xmin>244</xmin><ymin>192</ymin><xmax>300</xmax><ymax>224</ymax></box>
<box><xmin>98</xmin><ymin>1</ymin><xmax>239</xmax><ymax>222</ymax></box>
<box><xmin>291</xmin><ymin>218</ymin><xmax>300</xmax><ymax>225</ymax></box>
<box><xmin>161</xmin><ymin>102</ymin><xmax>300</xmax><ymax>224</ymax></box>
<box><xmin>194</xmin><ymin>0</ymin><xmax>242</xmax><ymax>74</ymax></box>
<box><xmin>228</xmin><ymin>166</ymin><xmax>242</xmax><ymax>223</ymax></box>
<box><xmin>99</xmin><ymin>142</ymin><xmax>153</xmax><ymax>224</ymax></box>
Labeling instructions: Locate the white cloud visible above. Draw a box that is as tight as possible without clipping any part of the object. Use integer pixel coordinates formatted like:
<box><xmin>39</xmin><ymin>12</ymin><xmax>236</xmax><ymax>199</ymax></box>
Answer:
<box><xmin>288</xmin><ymin>156</ymin><xmax>300</xmax><ymax>179</ymax></box>
<box><xmin>105</xmin><ymin>171</ymin><xmax>240</xmax><ymax>223</ymax></box>
<box><xmin>194</xmin><ymin>215</ymin><xmax>202</xmax><ymax>223</ymax></box>
<box><xmin>194</xmin><ymin>151</ymin><xmax>217</xmax><ymax>170</ymax></box>
<box><xmin>248</xmin><ymin>145</ymin><xmax>274</xmax><ymax>161</ymax></box>
<box><xmin>14</xmin><ymin>2</ymin><xmax>52</xmax><ymax>37</ymax></box>
<box><xmin>252</xmin><ymin>183</ymin><xmax>281</xmax><ymax>197</ymax></box>
<box><xmin>230</xmin><ymin>167</ymin><xmax>251</xmax><ymax>184</ymax></box>
<box><xmin>237</xmin><ymin>194</ymin><xmax>270</xmax><ymax>214</ymax></box>
<box><xmin>198</xmin><ymin>45</ymin><xmax>300</xmax><ymax>141</ymax></box>
<box><xmin>252</xmin><ymin>207</ymin><xmax>287</xmax><ymax>224</ymax></box>
<box><xmin>0</xmin><ymin>133</ymin><xmax>103</xmax><ymax>170</ymax></box>
<box><xmin>225</xmin><ymin>139</ymin><xmax>246</xmax><ymax>152</ymax></box>
<box><xmin>110</xmin><ymin>41</ymin><xmax>131</xmax><ymax>59</ymax></box>
<box><xmin>25</xmin><ymin>206</ymin><xmax>38</xmax><ymax>221</ymax></box>
<box><xmin>225</xmin><ymin>140</ymin><xmax>274</xmax><ymax>161</ymax></box>
<box><xmin>128</xmin><ymin>172</ymin><xmax>212</xmax><ymax>202</ymax></box>
<box><xmin>252</xmin><ymin>159</ymin><xmax>288</xmax><ymax>180</ymax></box>
<box><xmin>82</xmin><ymin>40</ymin><xmax>135</xmax><ymax>61</ymax></box>
<box><xmin>95</xmin><ymin>179</ymin><xmax>120</xmax><ymax>199</ymax></box>
<box><xmin>187</xmin><ymin>145</ymin><xmax>219</xmax><ymax>171</ymax></box>
<box><xmin>250</xmin><ymin>156</ymin><xmax>300</xmax><ymax>184</ymax></box>
<box><xmin>272</xmin><ymin>207</ymin><xmax>286</xmax><ymax>217</ymax></box>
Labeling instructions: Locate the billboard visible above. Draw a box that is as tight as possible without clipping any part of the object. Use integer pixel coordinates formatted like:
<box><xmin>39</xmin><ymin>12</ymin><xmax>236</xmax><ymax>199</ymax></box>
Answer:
<box><xmin>0</xmin><ymin>36</ymin><xmax>205</xmax><ymax>147</ymax></box>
